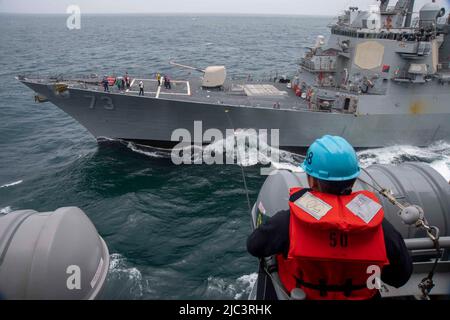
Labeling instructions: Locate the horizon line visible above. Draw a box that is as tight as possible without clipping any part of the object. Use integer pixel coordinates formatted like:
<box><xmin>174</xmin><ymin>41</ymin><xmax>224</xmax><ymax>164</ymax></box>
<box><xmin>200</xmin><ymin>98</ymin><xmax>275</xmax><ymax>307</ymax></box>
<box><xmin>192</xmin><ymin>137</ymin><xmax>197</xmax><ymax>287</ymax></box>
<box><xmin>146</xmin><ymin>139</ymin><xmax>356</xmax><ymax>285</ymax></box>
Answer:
<box><xmin>0</xmin><ymin>11</ymin><xmax>335</xmax><ymax>17</ymax></box>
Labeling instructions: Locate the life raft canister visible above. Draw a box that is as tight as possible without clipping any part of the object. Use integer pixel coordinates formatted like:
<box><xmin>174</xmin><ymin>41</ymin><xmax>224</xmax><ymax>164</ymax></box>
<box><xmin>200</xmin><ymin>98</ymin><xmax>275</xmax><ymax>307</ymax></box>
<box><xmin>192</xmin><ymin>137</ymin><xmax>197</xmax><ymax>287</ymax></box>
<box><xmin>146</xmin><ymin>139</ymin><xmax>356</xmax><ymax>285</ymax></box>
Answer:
<box><xmin>277</xmin><ymin>188</ymin><xmax>389</xmax><ymax>300</ymax></box>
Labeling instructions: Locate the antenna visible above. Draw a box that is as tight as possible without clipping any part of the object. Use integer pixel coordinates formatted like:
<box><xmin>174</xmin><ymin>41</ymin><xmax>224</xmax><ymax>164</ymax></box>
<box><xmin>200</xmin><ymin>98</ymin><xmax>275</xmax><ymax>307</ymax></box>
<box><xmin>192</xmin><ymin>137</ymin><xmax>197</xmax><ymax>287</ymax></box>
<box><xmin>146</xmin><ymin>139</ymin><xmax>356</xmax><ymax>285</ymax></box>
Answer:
<box><xmin>405</xmin><ymin>0</ymin><xmax>416</xmax><ymax>27</ymax></box>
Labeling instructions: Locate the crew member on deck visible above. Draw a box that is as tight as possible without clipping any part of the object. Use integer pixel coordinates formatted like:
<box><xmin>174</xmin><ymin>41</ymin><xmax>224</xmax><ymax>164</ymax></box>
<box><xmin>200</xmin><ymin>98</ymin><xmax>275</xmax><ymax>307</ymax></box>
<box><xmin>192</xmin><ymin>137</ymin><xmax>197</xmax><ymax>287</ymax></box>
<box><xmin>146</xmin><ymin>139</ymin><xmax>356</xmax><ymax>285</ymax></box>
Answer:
<box><xmin>164</xmin><ymin>75</ymin><xmax>171</xmax><ymax>89</ymax></box>
<box><xmin>247</xmin><ymin>135</ymin><xmax>413</xmax><ymax>300</ymax></box>
<box><xmin>139</xmin><ymin>81</ymin><xmax>144</xmax><ymax>96</ymax></box>
<box><xmin>102</xmin><ymin>76</ymin><xmax>109</xmax><ymax>92</ymax></box>
<box><xmin>125</xmin><ymin>72</ymin><xmax>131</xmax><ymax>89</ymax></box>
<box><xmin>156</xmin><ymin>73</ymin><xmax>161</xmax><ymax>87</ymax></box>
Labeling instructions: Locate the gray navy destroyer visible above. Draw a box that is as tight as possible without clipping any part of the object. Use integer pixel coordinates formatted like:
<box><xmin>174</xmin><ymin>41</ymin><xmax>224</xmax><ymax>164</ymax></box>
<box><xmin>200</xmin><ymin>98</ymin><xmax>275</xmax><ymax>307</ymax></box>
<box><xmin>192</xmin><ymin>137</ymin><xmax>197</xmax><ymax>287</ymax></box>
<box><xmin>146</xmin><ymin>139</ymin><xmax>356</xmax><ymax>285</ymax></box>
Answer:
<box><xmin>18</xmin><ymin>0</ymin><xmax>450</xmax><ymax>149</ymax></box>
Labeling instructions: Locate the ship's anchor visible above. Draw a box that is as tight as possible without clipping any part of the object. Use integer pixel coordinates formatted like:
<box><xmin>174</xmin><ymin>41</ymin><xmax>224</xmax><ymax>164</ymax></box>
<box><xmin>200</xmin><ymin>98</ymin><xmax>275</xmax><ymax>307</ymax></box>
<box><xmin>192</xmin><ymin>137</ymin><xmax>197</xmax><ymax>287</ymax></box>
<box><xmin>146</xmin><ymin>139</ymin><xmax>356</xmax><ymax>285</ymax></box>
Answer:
<box><xmin>34</xmin><ymin>95</ymin><xmax>48</xmax><ymax>103</ymax></box>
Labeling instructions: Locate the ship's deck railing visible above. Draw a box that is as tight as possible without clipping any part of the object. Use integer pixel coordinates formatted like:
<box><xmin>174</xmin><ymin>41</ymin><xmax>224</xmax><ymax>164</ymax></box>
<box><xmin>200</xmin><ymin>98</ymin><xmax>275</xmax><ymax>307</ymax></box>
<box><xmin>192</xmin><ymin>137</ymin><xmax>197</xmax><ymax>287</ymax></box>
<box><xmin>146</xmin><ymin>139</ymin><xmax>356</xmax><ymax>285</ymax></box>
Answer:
<box><xmin>330</xmin><ymin>24</ymin><xmax>440</xmax><ymax>41</ymax></box>
<box><xmin>437</xmin><ymin>62</ymin><xmax>450</xmax><ymax>71</ymax></box>
<box><xmin>391</xmin><ymin>72</ymin><xmax>425</xmax><ymax>83</ymax></box>
<box><xmin>20</xmin><ymin>74</ymin><xmax>363</xmax><ymax>114</ymax></box>
<box><xmin>19</xmin><ymin>72</ymin><xmax>295</xmax><ymax>92</ymax></box>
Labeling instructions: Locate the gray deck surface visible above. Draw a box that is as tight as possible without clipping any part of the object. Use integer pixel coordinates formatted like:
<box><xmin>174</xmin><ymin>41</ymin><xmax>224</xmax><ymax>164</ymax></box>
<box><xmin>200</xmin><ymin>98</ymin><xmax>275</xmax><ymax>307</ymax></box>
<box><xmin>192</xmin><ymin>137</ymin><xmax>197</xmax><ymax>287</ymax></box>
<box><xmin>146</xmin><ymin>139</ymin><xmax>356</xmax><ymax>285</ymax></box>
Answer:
<box><xmin>65</xmin><ymin>76</ymin><xmax>310</xmax><ymax>111</ymax></box>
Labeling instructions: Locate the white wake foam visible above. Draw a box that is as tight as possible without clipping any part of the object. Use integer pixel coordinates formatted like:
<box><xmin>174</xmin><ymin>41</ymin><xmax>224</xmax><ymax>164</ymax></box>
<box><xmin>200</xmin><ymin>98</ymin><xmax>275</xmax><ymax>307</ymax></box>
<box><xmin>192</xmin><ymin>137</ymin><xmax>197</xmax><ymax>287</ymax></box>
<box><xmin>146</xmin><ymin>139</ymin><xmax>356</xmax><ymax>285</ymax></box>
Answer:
<box><xmin>120</xmin><ymin>129</ymin><xmax>301</xmax><ymax>171</ymax></box>
<box><xmin>357</xmin><ymin>142</ymin><xmax>450</xmax><ymax>181</ymax></box>
<box><xmin>122</xmin><ymin>132</ymin><xmax>449</xmax><ymax>180</ymax></box>
<box><xmin>206</xmin><ymin>273</ymin><xmax>258</xmax><ymax>300</ymax></box>
<box><xmin>0</xmin><ymin>180</ymin><xmax>23</xmax><ymax>188</ymax></box>
<box><xmin>201</xmin><ymin>129</ymin><xmax>302</xmax><ymax>171</ymax></box>
<box><xmin>0</xmin><ymin>206</ymin><xmax>12</xmax><ymax>214</ymax></box>
<box><xmin>358</xmin><ymin>145</ymin><xmax>440</xmax><ymax>167</ymax></box>
<box><xmin>97</xmin><ymin>136</ymin><xmax>118</xmax><ymax>142</ymax></box>
<box><xmin>126</xmin><ymin>142</ymin><xmax>170</xmax><ymax>158</ymax></box>
<box><xmin>108</xmin><ymin>253</ymin><xmax>148</xmax><ymax>298</ymax></box>
<box><xmin>430</xmin><ymin>159</ymin><xmax>450</xmax><ymax>182</ymax></box>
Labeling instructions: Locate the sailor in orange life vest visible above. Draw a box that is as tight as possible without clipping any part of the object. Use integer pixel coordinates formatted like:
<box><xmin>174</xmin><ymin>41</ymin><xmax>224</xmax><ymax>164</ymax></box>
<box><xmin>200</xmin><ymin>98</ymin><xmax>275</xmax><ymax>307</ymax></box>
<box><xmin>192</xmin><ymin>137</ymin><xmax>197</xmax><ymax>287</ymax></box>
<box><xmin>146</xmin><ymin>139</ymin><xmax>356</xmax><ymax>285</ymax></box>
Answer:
<box><xmin>247</xmin><ymin>135</ymin><xmax>413</xmax><ymax>300</ymax></box>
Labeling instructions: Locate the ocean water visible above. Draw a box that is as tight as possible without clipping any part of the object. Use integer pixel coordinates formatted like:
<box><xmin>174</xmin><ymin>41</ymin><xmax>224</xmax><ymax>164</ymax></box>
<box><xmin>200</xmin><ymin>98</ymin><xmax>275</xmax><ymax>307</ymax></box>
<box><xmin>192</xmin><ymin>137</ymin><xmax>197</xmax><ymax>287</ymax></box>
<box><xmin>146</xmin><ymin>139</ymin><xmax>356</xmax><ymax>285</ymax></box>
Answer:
<box><xmin>0</xmin><ymin>14</ymin><xmax>449</xmax><ymax>300</ymax></box>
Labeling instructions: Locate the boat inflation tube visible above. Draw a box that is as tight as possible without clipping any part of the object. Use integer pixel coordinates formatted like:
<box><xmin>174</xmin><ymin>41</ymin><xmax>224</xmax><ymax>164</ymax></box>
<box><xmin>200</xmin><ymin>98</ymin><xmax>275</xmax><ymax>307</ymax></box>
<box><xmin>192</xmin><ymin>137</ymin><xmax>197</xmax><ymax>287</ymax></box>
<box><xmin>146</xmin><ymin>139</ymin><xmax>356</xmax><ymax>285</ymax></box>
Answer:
<box><xmin>0</xmin><ymin>207</ymin><xmax>109</xmax><ymax>300</ymax></box>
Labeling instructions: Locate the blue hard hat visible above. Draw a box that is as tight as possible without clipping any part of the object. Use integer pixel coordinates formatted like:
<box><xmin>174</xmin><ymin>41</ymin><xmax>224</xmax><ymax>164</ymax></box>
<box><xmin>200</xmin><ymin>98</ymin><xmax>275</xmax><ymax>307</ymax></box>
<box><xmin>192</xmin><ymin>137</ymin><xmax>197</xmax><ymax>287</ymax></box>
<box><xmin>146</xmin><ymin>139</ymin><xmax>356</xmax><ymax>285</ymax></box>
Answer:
<box><xmin>301</xmin><ymin>135</ymin><xmax>360</xmax><ymax>181</ymax></box>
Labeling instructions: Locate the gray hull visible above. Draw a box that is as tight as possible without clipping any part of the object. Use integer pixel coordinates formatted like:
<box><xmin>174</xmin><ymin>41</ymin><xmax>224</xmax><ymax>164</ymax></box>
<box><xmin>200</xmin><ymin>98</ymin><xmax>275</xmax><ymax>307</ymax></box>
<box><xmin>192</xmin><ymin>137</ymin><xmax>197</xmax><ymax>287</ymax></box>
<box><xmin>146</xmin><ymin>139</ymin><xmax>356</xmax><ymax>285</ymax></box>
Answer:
<box><xmin>24</xmin><ymin>81</ymin><xmax>450</xmax><ymax>149</ymax></box>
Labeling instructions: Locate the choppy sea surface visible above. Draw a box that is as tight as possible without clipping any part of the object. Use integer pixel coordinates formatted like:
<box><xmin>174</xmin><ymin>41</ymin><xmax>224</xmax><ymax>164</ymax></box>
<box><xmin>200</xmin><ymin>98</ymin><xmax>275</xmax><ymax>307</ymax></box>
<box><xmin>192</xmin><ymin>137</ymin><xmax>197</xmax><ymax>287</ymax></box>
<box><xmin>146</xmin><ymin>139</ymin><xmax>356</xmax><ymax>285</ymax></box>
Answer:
<box><xmin>0</xmin><ymin>14</ymin><xmax>449</xmax><ymax>299</ymax></box>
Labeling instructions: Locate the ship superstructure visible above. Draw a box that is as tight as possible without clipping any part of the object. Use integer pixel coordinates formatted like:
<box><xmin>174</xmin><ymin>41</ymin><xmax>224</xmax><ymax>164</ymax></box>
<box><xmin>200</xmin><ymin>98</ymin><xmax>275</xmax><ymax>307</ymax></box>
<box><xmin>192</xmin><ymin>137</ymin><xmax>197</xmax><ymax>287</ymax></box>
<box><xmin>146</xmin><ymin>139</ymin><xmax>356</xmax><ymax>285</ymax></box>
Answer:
<box><xmin>18</xmin><ymin>1</ymin><xmax>450</xmax><ymax>149</ymax></box>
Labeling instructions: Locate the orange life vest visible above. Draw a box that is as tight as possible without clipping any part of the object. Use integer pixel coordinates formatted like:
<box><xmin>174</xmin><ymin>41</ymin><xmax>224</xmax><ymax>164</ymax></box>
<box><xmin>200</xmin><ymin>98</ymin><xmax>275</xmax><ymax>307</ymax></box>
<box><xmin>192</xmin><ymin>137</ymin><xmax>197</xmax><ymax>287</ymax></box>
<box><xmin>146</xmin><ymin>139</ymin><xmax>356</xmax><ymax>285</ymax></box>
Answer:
<box><xmin>277</xmin><ymin>188</ymin><xmax>389</xmax><ymax>300</ymax></box>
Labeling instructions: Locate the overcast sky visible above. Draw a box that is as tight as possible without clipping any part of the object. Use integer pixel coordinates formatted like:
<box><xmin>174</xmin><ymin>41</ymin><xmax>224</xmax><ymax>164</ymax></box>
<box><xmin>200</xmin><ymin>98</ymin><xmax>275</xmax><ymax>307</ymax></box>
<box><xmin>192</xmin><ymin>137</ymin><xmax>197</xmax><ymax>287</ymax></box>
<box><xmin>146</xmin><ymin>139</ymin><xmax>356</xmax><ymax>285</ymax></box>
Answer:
<box><xmin>0</xmin><ymin>0</ymin><xmax>444</xmax><ymax>15</ymax></box>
